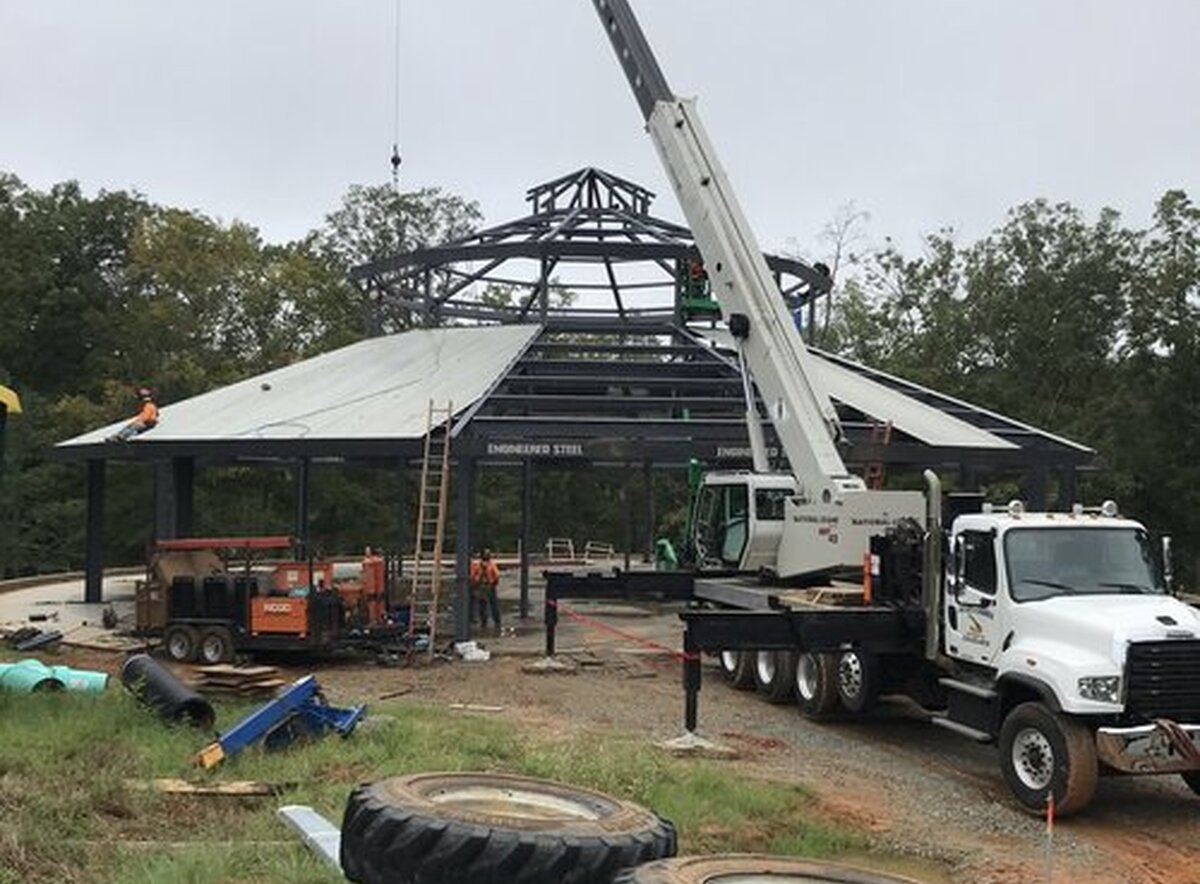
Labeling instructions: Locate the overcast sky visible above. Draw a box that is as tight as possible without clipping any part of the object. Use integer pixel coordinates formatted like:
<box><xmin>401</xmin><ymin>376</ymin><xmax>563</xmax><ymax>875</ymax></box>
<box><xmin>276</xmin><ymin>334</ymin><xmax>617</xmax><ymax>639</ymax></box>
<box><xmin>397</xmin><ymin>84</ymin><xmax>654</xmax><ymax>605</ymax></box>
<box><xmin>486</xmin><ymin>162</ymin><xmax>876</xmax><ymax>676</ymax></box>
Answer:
<box><xmin>2</xmin><ymin>0</ymin><xmax>1198</xmax><ymax>259</ymax></box>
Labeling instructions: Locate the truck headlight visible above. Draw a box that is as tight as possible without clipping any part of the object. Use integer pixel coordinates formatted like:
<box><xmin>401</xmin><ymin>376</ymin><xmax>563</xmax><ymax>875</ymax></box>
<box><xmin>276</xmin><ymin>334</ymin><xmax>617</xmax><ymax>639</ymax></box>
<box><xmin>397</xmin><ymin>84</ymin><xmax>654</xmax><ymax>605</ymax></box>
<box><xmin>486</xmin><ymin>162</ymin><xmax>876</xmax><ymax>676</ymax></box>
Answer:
<box><xmin>1077</xmin><ymin>676</ymin><xmax>1121</xmax><ymax>704</ymax></box>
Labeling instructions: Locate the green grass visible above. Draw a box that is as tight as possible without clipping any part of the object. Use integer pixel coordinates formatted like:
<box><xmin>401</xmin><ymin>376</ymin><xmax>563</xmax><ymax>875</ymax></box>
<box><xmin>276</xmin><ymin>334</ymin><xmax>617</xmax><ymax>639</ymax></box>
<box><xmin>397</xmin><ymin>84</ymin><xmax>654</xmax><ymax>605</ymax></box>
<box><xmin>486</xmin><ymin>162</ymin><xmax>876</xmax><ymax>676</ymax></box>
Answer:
<box><xmin>0</xmin><ymin>687</ymin><xmax>865</xmax><ymax>883</ymax></box>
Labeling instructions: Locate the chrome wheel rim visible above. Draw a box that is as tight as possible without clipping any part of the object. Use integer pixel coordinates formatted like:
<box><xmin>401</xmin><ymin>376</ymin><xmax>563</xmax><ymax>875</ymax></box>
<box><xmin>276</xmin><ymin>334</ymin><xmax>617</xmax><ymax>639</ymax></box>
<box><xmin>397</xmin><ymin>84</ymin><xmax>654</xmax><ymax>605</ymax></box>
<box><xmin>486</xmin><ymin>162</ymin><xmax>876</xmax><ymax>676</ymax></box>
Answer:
<box><xmin>756</xmin><ymin>650</ymin><xmax>776</xmax><ymax>685</ymax></box>
<box><xmin>167</xmin><ymin>632</ymin><xmax>190</xmax><ymax>660</ymax></box>
<box><xmin>720</xmin><ymin>650</ymin><xmax>740</xmax><ymax>674</ymax></box>
<box><xmin>795</xmin><ymin>654</ymin><xmax>820</xmax><ymax>700</ymax></box>
<box><xmin>1012</xmin><ymin>727</ymin><xmax>1055</xmax><ymax>791</ymax></box>
<box><xmin>838</xmin><ymin>652</ymin><xmax>863</xmax><ymax>700</ymax></box>
<box><xmin>200</xmin><ymin>635</ymin><xmax>224</xmax><ymax>663</ymax></box>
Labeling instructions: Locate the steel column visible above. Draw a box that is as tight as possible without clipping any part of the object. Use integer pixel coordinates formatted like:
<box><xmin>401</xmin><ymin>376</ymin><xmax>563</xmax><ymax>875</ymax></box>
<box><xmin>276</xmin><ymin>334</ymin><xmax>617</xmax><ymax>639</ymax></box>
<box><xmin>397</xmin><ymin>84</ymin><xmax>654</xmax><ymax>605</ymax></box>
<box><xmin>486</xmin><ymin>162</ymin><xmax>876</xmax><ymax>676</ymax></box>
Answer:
<box><xmin>1025</xmin><ymin>465</ymin><xmax>1048</xmax><ymax>511</ymax></box>
<box><xmin>519</xmin><ymin>458</ymin><xmax>532</xmax><ymax>619</ymax></box>
<box><xmin>1058</xmin><ymin>466</ymin><xmax>1077</xmax><ymax>510</ymax></box>
<box><xmin>84</xmin><ymin>459</ymin><xmax>106</xmax><ymax>604</ymax></box>
<box><xmin>454</xmin><ymin>457</ymin><xmax>476</xmax><ymax>642</ymax></box>
<box><xmin>642</xmin><ymin>460</ymin><xmax>654</xmax><ymax>562</ymax></box>
<box><xmin>294</xmin><ymin>458</ymin><xmax>310</xmax><ymax>559</ymax></box>
<box><xmin>153</xmin><ymin>462</ymin><xmax>175</xmax><ymax>541</ymax></box>
<box><xmin>173</xmin><ymin>457</ymin><xmax>194</xmax><ymax>537</ymax></box>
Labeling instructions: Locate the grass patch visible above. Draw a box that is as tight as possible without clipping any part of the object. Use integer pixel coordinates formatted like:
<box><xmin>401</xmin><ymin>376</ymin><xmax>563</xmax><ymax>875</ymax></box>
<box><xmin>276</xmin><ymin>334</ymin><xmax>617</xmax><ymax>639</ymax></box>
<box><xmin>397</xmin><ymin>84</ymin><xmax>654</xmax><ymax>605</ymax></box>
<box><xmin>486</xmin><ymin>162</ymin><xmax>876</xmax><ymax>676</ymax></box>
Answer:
<box><xmin>0</xmin><ymin>687</ymin><xmax>866</xmax><ymax>882</ymax></box>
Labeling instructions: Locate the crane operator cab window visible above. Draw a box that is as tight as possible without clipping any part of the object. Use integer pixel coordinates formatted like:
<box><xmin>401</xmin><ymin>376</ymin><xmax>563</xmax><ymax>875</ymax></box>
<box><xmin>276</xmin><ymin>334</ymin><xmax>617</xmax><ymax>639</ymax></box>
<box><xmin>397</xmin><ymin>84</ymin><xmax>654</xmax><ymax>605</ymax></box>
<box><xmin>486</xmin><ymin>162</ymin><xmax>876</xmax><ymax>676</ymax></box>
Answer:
<box><xmin>695</xmin><ymin>482</ymin><xmax>749</xmax><ymax>569</ymax></box>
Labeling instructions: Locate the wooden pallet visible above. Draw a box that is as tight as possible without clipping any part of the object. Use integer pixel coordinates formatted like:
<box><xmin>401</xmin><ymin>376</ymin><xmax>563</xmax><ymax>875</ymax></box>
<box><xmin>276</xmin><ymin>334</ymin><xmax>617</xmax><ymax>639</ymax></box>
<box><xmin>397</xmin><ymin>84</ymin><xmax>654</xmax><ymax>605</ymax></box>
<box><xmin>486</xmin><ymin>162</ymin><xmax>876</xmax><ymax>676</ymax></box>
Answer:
<box><xmin>193</xmin><ymin>664</ymin><xmax>285</xmax><ymax>698</ymax></box>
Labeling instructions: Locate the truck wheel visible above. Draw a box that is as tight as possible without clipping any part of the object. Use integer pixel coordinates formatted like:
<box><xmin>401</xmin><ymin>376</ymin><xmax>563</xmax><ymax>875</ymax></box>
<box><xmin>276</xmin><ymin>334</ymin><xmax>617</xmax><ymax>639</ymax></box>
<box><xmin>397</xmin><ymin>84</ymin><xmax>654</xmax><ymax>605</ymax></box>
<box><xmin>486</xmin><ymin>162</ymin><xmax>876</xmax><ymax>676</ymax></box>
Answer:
<box><xmin>615</xmin><ymin>854</ymin><xmax>920</xmax><ymax>883</ymax></box>
<box><xmin>1180</xmin><ymin>771</ymin><xmax>1200</xmax><ymax>797</ymax></box>
<box><xmin>998</xmin><ymin>702</ymin><xmax>1098</xmax><ymax>816</ymax></box>
<box><xmin>164</xmin><ymin>625</ymin><xmax>199</xmax><ymax>663</ymax></box>
<box><xmin>795</xmin><ymin>652</ymin><xmax>840</xmax><ymax>719</ymax></box>
<box><xmin>198</xmin><ymin>627</ymin><xmax>234</xmax><ymax>665</ymax></box>
<box><xmin>717</xmin><ymin>650</ymin><xmax>755</xmax><ymax>690</ymax></box>
<box><xmin>341</xmin><ymin>772</ymin><xmax>676</xmax><ymax>884</ymax></box>
<box><xmin>835</xmin><ymin>650</ymin><xmax>878</xmax><ymax>715</ymax></box>
<box><xmin>754</xmin><ymin>650</ymin><xmax>797</xmax><ymax>704</ymax></box>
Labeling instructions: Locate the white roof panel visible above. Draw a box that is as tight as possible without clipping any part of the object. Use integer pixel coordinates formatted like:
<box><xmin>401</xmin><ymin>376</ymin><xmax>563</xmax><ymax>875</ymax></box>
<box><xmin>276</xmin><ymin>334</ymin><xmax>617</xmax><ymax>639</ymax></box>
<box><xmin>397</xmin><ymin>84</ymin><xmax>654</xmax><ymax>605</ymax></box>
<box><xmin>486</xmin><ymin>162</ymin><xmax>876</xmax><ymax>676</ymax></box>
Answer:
<box><xmin>59</xmin><ymin>325</ymin><xmax>539</xmax><ymax>447</ymax></box>
<box><xmin>808</xmin><ymin>357</ymin><xmax>1016</xmax><ymax>450</ymax></box>
<box><xmin>689</xmin><ymin>327</ymin><xmax>1016</xmax><ymax>450</ymax></box>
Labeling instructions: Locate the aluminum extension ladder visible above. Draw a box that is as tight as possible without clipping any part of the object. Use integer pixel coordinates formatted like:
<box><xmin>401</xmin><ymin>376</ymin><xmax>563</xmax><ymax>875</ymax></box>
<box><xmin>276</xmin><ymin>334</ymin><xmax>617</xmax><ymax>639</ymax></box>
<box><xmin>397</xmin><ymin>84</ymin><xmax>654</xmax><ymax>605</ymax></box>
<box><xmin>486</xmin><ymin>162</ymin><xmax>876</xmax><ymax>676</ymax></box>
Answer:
<box><xmin>407</xmin><ymin>400</ymin><xmax>453</xmax><ymax>657</ymax></box>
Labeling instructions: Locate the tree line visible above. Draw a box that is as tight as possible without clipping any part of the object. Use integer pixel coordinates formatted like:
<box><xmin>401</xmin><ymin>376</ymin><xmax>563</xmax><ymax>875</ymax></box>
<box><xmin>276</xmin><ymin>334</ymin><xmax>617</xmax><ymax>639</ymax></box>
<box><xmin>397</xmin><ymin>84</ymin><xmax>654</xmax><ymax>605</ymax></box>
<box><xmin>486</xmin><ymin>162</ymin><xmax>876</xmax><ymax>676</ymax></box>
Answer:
<box><xmin>0</xmin><ymin>173</ymin><xmax>1195</xmax><ymax>585</ymax></box>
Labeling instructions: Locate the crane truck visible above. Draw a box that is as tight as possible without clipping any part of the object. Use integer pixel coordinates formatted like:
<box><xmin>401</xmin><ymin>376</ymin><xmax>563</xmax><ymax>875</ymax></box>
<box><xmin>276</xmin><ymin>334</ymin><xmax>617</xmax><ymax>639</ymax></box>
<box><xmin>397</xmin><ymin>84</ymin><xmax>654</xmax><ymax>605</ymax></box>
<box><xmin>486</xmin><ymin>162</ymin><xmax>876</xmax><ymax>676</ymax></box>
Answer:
<box><xmin>571</xmin><ymin>0</ymin><xmax>1200</xmax><ymax>815</ymax></box>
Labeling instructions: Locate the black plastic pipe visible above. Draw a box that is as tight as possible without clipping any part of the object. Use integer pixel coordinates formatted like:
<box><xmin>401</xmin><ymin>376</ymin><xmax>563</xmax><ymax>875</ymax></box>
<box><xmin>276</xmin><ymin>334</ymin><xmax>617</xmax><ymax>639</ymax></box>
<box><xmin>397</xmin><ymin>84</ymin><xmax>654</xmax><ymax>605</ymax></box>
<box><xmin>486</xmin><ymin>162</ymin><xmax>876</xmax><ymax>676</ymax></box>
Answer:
<box><xmin>120</xmin><ymin>653</ymin><xmax>215</xmax><ymax>729</ymax></box>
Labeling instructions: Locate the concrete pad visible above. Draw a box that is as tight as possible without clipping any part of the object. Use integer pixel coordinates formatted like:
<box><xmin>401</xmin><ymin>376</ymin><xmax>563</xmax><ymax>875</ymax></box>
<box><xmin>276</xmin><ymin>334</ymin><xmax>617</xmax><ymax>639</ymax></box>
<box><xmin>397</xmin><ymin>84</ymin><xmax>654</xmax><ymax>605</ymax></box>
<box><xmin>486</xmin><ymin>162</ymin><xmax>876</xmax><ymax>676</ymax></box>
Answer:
<box><xmin>521</xmin><ymin>656</ymin><xmax>578</xmax><ymax>675</ymax></box>
<box><xmin>657</xmin><ymin>731</ymin><xmax>739</xmax><ymax>759</ymax></box>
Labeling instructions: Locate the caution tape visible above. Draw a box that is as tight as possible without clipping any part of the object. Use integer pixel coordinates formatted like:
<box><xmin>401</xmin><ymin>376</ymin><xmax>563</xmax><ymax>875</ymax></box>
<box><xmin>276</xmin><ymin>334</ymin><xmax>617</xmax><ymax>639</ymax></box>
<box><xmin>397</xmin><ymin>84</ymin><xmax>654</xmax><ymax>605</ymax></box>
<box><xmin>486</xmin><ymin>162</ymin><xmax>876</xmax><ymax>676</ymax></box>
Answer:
<box><xmin>547</xmin><ymin>599</ymin><xmax>699</xmax><ymax>662</ymax></box>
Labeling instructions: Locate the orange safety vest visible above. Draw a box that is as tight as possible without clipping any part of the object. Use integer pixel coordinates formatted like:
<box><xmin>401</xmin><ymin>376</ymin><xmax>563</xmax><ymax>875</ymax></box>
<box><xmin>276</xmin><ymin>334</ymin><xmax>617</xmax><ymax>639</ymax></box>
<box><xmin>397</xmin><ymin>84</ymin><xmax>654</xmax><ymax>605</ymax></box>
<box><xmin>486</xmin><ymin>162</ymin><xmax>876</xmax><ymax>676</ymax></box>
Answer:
<box><xmin>137</xmin><ymin>400</ymin><xmax>159</xmax><ymax>426</ymax></box>
<box><xmin>470</xmin><ymin>558</ymin><xmax>499</xmax><ymax>587</ymax></box>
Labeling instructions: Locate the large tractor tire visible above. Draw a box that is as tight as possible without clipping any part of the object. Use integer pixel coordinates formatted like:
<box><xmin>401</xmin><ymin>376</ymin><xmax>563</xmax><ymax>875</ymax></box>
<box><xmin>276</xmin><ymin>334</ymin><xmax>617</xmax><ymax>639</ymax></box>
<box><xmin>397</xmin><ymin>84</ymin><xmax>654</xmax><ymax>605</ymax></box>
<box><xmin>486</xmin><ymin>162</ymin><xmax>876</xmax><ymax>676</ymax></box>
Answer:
<box><xmin>753</xmin><ymin>649</ymin><xmax>798</xmax><ymax>704</ymax></box>
<box><xmin>615</xmin><ymin>854</ymin><xmax>922</xmax><ymax>883</ymax></box>
<box><xmin>341</xmin><ymin>772</ymin><xmax>677</xmax><ymax>884</ymax></box>
<box><xmin>998</xmin><ymin>702</ymin><xmax>1099</xmax><ymax>817</ymax></box>
<box><xmin>716</xmin><ymin>650</ymin><xmax>755</xmax><ymax>690</ymax></box>
<box><xmin>795</xmin><ymin>652</ymin><xmax>841</xmax><ymax>719</ymax></box>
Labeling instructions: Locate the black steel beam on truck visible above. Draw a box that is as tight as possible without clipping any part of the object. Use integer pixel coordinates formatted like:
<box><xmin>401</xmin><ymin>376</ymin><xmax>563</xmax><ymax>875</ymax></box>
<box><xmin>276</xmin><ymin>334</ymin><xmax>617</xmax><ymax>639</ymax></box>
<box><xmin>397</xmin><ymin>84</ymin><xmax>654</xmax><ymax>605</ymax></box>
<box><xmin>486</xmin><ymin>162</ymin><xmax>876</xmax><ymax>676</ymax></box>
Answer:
<box><xmin>677</xmin><ymin>607</ymin><xmax>925</xmax><ymax>733</ymax></box>
<box><xmin>542</xmin><ymin>570</ymin><xmax>696</xmax><ymax>656</ymax></box>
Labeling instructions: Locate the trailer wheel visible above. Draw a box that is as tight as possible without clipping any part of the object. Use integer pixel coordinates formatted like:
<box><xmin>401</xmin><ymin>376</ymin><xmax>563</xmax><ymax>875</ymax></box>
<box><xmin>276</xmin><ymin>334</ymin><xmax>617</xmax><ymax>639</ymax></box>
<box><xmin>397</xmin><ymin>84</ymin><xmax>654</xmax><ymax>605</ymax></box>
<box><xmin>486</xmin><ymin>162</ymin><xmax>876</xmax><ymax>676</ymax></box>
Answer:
<box><xmin>341</xmin><ymin>772</ymin><xmax>676</xmax><ymax>884</ymax></box>
<box><xmin>164</xmin><ymin>625</ymin><xmax>199</xmax><ymax>663</ymax></box>
<box><xmin>717</xmin><ymin>650</ymin><xmax>755</xmax><ymax>690</ymax></box>
<box><xmin>614</xmin><ymin>853</ymin><xmax>921</xmax><ymax>883</ymax></box>
<box><xmin>795</xmin><ymin>652</ymin><xmax>840</xmax><ymax>719</ymax></box>
<box><xmin>753</xmin><ymin>649</ymin><xmax>797</xmax><ymax>704</ymax></box>
<box><xmin>835</xmin><ymin>650</ymin><xmax>878</xmax><ymax>714</ymax></box>
<box><xmin>998</xmin><ymin>702</ymin><xmax>1098</xmax><ymax>817</ymax></box>
<box><xmin>1182</xmin><ymin>771</ymin><xmax>1200</xmax><ymax>797</ymax></box>
<box><xmin>198</xmin><ymin>626</ymin><xmax>234</xmax><ymax>665</ymax></box>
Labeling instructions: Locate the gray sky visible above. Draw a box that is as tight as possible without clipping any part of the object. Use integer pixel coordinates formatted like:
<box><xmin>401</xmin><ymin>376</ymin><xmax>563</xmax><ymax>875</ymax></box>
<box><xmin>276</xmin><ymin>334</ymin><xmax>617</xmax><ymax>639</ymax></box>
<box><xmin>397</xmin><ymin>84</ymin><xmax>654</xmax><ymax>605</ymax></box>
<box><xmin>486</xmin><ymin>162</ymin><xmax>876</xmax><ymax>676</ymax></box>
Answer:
<box><xmin>2</xmin><ymin>1</ymin><xmax>1198</xmax><ymax>259</ymax></box>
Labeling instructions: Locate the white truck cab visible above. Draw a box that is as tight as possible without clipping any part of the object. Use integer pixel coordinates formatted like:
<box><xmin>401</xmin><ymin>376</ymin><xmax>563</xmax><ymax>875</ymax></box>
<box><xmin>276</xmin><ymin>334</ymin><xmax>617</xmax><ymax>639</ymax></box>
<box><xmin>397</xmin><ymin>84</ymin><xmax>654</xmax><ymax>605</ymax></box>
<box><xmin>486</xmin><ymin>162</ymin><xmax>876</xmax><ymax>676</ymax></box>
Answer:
<box><xmin>938</xmin><ymin>501</ymin><xmax>1200</xmax><ymax>813</ymax></box>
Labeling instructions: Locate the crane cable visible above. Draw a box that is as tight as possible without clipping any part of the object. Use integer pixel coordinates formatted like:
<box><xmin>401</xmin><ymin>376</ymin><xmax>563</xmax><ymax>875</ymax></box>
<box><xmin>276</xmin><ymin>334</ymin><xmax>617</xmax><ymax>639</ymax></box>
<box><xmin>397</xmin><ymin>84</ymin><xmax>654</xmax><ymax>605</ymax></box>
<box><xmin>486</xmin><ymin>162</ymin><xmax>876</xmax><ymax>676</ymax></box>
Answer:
<box><xmin>390</xmin><ymin>0</ymin><xmax>402</xmax><ymax>190</ymax></box>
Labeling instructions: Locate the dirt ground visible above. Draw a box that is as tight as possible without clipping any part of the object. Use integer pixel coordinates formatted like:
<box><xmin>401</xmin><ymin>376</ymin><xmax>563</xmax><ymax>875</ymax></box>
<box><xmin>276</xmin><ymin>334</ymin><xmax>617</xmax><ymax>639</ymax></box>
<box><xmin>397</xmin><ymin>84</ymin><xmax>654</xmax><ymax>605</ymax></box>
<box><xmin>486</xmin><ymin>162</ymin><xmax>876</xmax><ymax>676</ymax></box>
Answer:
<box><xmin>18</xmin><ymin>571</ymin><xmax>1200</xmax><ymax>884</ymax></box>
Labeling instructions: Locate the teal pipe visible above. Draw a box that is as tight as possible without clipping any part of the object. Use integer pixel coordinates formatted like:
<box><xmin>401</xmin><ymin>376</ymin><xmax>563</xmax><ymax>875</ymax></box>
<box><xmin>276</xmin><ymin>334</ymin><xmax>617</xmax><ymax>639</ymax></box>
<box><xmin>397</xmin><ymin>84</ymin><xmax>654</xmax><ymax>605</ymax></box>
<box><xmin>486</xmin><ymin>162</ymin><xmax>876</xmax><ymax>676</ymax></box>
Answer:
<box><xmin>0</xmin><ymin>659</ymin><xmax>109</xmax><ymax>693</ymax></box>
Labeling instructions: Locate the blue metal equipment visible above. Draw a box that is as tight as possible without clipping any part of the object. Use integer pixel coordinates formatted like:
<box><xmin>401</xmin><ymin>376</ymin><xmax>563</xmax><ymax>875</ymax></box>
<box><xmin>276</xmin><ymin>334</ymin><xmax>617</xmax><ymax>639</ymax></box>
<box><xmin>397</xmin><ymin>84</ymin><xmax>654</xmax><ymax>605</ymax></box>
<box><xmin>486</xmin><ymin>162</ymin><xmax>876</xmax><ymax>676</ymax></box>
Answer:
<box><xmin>196</xmin><ymin>675</ymin><xmax>365</xmax><ymax>769</ymax></box>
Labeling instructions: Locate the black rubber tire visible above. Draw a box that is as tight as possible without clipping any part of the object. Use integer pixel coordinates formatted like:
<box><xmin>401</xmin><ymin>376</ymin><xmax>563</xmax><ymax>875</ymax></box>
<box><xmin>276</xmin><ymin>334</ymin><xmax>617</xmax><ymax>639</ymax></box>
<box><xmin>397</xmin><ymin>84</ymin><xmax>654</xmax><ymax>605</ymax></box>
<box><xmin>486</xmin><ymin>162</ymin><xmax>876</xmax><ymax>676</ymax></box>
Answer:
<box><xmin>163</xmin><ymin>625</ymin><xmax>199</xmax><ymax>663</ymax></box>
<box><xmin>197</xmin><ymin>626</ymin><xmax>235</xmax><ymax>665</ymax></box>
<box><xmin>834</xmin><ymin>649</ymin><xmax>879</xmax><ymax>715</ymax></box>
<box><xmin>614</xmin><ymin>853</ymin><xmax>922</xmax><ymax>883</ymax></box>
<box><xmin>717</xmin><ymin>650</ymin><xmax>755</xmax><ymax>690</ymax></box>
<box><xmin>795</xmin><ymin>652</ymin><xmax>841</xmax><ymax>719</ymax></box>
<box><xmin>341</xmin><ymin>771</ymin><xmax>677</xmax><ymax>884</ymax></box>
<box><xmin>753</xmin><ymin>649</ymin><xmax>798</xmax><ymax>704</ymax></box>
<box><xmin>998</xmin><ymin>702</ymin><xmax>1099</xmax><ymax>817</ymax></box>
<box><xmin>1182</xmin><ymin>771</ymin><xmax>1200</xmax><ymax>797</ymax></box>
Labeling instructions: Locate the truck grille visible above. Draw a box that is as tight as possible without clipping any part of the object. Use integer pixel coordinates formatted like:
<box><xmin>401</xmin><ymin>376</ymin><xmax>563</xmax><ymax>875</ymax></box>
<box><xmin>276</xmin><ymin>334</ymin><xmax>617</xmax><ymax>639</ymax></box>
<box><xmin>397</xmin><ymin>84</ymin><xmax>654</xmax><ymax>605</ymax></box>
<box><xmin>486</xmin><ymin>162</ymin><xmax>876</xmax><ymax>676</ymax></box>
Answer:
<box><xmin>1124</xmin><ymin>640</ymin><xmax>1200</xmax><ymax>722</ymax></box>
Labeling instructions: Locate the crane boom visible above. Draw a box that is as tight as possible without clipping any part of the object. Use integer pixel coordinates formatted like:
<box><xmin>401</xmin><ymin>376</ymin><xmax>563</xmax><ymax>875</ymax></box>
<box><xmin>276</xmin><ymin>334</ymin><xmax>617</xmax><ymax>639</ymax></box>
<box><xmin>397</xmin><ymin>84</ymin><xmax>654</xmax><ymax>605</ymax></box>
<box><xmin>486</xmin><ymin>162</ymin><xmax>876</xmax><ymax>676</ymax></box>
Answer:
<box><xmin>589</xmin><ymin>0</ymin><xmax>861</xmax><ymax>501</ymax></box>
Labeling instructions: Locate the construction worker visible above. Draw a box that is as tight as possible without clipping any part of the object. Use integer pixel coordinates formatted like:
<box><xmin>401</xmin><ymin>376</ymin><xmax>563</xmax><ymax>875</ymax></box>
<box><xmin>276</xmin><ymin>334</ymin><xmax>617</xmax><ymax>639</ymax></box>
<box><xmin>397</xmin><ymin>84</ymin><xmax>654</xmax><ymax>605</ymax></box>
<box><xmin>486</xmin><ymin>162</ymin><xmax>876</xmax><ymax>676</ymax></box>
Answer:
<box><xmin>109</xmin><ymin>387</ymin><xmax>159</xmax><ymax>442</ymax></box>
<box><xmin>469</xmin><ymin>548</ymin><xmax>501</xmax><ymax>632</ymax></box>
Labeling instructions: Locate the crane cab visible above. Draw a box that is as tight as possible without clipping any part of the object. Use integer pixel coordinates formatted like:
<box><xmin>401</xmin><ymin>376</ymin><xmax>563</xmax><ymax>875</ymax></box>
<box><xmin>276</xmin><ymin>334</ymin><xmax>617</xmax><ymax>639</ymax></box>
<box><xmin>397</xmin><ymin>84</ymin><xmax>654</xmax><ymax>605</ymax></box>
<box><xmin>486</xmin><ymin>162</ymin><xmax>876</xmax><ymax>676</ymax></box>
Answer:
<box><xmin>691</xmin><ymin>471</ymin><xmax>795</xmax><ymax>573</ymax></box>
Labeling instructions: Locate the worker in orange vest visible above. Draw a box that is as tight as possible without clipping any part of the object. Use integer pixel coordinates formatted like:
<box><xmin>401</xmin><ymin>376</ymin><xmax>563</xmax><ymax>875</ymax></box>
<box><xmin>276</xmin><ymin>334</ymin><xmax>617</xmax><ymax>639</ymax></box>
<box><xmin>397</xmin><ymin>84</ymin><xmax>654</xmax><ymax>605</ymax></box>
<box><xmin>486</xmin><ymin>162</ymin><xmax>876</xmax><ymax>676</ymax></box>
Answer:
<box><xmin>109</xmin><ymin>387</ymin><xmax>159</xmax><ymax>442</ymax></box>
<box><xmin>469</xmin><ymin>548</ymin><xmax>501</xmax><ymax>632</ymax></box>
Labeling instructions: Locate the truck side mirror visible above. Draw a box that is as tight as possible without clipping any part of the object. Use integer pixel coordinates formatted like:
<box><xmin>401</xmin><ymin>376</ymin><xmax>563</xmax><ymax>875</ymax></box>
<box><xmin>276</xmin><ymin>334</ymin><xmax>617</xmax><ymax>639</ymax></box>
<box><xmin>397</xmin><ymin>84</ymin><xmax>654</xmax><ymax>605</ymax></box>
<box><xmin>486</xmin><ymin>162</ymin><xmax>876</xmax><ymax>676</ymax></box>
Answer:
<box><xmin>1162</xmin><ymin>536</ymin><xmax>1174</xmax><ymax>593</ymax></box>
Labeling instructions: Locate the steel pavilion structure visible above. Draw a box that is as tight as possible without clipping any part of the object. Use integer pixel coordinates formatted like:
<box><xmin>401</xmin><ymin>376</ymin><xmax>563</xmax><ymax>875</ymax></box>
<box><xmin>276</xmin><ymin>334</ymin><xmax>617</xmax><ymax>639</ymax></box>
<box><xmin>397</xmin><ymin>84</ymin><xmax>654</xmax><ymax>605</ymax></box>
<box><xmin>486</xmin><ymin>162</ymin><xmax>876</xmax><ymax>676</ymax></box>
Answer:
<box><xmin>58</xmin><ymin>169</ymin><xmax>1093</xmax><ymax>641</ymax></box>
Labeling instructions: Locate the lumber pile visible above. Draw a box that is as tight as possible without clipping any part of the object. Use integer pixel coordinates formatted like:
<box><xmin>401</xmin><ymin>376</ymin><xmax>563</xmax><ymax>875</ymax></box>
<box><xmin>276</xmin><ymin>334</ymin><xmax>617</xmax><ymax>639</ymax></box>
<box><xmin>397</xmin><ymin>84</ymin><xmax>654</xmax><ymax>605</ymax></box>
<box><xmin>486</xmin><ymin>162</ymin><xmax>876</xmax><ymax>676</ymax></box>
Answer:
<box><xmin>192</xmin><ymin>664</ymin><xmax>286</xmax><ymax>699</ymax></box>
